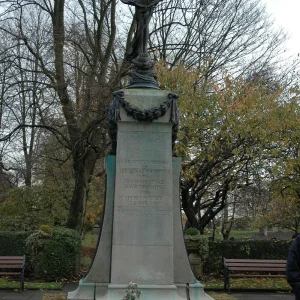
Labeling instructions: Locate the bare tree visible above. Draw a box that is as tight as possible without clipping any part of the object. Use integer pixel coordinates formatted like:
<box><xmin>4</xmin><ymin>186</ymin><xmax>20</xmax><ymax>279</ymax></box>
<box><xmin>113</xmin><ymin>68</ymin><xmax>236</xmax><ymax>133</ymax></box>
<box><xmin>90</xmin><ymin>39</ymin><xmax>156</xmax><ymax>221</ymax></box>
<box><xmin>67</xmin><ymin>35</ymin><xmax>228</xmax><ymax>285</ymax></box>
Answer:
<box><xmin>0</xmin><ymin>0</ymin><xmax>132</xmax><ymax>232</ymax></box>
<box><xmin>151</xmin><ymin>0</ymin><xmax>287</xmax><ymax>78</ymax></box>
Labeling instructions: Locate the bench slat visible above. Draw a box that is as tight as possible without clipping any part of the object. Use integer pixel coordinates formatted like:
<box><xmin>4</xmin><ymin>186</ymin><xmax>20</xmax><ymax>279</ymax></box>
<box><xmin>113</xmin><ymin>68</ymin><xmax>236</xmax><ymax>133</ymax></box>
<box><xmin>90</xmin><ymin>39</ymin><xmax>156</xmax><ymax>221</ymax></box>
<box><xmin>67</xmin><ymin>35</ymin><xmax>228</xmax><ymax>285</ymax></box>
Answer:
<box><xmin>0</xmin><ymin>272</ymin><xmax>21</xmax><ymax>275</ymax></box>
<box><xmin>227</xmin><ymin>264</ymin><xmax>286</xmax><ymax>268</ymax></box>
<box><xmin>0</xmin><ymin>257</ymin><xmax>23</xmax><ymax>261</ymax></box>
<box><xmin>0</xmin><ymin>259</ymin><xmax>23</xmax><ymax>262</ymax></box>
<box><xmin>230</xmin><ymin>274</ymin><xmax>285</xmax><ymax>278</ymax></box>
<box><xmin>0</xmin><ymin>256</ymin><xmax>24</xmax><ymax>258</ymax></box>
<box><xmin>228</xmin><ymin>266</ymin><xmax>286</xmax><ymax>272</ymax></box>
<box><xmin>226</xmin><ymin>262</ymin><xmax>286</xmax><ymax>266</ymax></box>
<box><xmin>226</xmin><ymin>259</ymin><xmax>286</xmax><ymax>263</ymax></box>
<box><xmin>227</xmin><ymin>265</ymin><xmax>286</xmax><ymax>269</ymax></box>
<box><xmin>0</xmin><ymin>264</ymin><xmax>23</xmax><ymax>269</ymax></box>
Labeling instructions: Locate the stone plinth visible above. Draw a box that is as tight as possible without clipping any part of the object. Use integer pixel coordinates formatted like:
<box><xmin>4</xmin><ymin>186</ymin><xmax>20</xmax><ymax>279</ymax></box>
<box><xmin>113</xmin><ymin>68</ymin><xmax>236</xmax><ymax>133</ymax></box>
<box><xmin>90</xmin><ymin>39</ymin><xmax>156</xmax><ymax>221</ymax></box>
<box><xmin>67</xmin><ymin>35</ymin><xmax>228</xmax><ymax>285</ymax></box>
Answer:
<box><xmin>68</xmin><ymin>89</ymin><xmax>213</xmax><ymax>300</ymax></box>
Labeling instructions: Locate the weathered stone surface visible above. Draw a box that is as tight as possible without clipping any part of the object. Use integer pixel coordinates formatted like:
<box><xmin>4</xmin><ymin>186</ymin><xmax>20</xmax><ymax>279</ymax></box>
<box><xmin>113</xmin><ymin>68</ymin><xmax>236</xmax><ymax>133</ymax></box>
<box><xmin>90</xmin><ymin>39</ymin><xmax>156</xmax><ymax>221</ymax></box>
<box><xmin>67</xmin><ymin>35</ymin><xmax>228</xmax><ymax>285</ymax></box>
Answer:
<box><xmin>173</xmin><ymin>157</ymin><xmax>197</xmax><ymax>284</ymax></box>
<box><xmin>67</xmin><ymin>156</ymin><xmax>115</xmax><ymax>300</ymax></box>
<box><xmin>111</xmin><ymin>114</ymin><xmax>174</xmax><ymax>284</ymax></box>
<box><xmin>84</xmin><ymin>155</ymin><xmax>115</xmax><ymax>283</ymax></box>
<box><xmin>67</xmin><ymin>280</ymin><xmax>94</xmax><ymax>300</ymax></box>
<box><xmin>68</xmin><ymin>89</ymin><xmax>214</xmax><ymax>300</ymax></box>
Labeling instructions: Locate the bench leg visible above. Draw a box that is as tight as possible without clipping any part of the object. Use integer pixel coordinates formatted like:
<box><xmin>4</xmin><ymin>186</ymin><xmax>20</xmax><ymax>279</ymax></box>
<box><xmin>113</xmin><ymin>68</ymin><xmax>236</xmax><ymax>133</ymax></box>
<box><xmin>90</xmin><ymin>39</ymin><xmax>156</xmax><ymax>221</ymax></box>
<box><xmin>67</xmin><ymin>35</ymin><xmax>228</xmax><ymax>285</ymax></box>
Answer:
<box><xmin>20</xmin><ymin>268</ymin><xmax>25</xmax><ymax>291</ymax></box>
<box><xmin>224</xmin><ymin>269</ymin><xmax>230</xmax><ymax>293</ymax></box>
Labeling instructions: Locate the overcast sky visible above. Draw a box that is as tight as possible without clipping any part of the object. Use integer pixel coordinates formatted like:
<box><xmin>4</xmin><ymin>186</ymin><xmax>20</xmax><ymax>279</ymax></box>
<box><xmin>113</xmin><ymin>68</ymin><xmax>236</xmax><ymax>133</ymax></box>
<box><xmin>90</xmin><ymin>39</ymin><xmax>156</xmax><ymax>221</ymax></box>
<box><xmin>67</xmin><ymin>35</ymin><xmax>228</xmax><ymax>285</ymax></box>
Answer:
<box><xmin>263</xmin><ymin>0</ymin><xmax>300</xmax><ymax>56</ymax></box>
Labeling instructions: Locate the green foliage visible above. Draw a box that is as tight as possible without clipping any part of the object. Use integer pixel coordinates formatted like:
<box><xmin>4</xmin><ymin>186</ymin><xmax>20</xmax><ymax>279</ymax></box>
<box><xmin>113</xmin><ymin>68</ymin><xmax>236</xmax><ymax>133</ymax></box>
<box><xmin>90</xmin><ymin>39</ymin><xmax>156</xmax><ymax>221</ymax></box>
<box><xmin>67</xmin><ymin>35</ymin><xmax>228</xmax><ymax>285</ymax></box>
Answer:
<box><xmin>198</xmin><ymin>236</ymin><xmax>209</xmax><ymax>263</ymax></box>
<box><xmin>26</xmin><ymin>230</ymin><xmax>53</xmax><ymax>257</ymax></box>
<box><xmin>0</xmin><ymin>231</ymin><xmax>31</xmax><ymax>256</ymax></box>
<box><xmin>84</xmin><ymin>176</ymin><xmax>105</xmax><ymax>232</ymax></box>
<box><xmin>204</xmin><ymin>240</ymin><xmax>292</xmax><ymax>274</ymax></box>
<box><xmin>26</xmin><ymin>228</ymin><xmax>81</xmax><ymax>280</ymax></box>
<box><xmin>185</xmin><ymin>228</ymin><xmax>200</xmax><ymax>236</ymax></box>
<box><xmin>205</xmin><ymin>278</ymin><xmax>291</xmax><ymax>291</ymax></box>
<box><xmin>156</xmin><ymin>62</ymin><xmax>299</xmax><ymax>233</ymax></box>
<box><xmin>185</xmin><ymin>235</ymin><xmax>209</xmax><ymax>263</ymax></box>
<box><xmin>40</xmin><ymin>225</ymin><xmax>53</xmax><ymax>235</ymax></box>
<box><xmin>0</xmin><ymin>277</ymin><xmax>62</xmax><ymax>290</ymax></box>
<box><xmin>0</xmin><ymin>186</ymin><xmax>71</xmax><ymax>231</ymax></box>
<box><xmin>82</xmin><ymin>232</ymin><xmax>98</xmax><ymax>248</ymax></box>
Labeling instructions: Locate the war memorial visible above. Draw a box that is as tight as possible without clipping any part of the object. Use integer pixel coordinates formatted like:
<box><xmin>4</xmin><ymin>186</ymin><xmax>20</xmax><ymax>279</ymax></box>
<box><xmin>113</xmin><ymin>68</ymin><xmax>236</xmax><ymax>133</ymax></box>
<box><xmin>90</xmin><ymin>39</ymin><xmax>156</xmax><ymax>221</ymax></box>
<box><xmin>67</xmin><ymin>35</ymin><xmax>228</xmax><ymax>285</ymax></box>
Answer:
<box><xmin>68</xmin><ymin>1</ymin><xmax>213</xmax><ymax>299</ymax></box>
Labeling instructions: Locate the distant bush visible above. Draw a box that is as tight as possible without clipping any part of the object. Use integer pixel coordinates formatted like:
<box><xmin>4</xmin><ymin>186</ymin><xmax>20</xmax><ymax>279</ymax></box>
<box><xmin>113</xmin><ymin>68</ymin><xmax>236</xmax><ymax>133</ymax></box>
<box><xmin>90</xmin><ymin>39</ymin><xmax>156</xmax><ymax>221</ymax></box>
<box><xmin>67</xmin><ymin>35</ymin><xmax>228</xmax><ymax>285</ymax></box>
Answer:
<box><xmin>203</xmin><ymin>240</ymin><xmax>292</xmax><ymax>275</ymax></box>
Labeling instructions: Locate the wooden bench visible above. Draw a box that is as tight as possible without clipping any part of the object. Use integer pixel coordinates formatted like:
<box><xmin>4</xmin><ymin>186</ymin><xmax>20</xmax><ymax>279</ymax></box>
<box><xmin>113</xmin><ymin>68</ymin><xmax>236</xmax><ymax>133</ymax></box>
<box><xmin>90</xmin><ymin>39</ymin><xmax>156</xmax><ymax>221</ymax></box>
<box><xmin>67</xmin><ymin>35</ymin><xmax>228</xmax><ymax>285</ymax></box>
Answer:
<box><xmin>0</xmin><ymin>256</ymin><xmax>26</xmax><ymax>290</ymax></box>
<box><xmin>223</xmin><ymin>258</ymin><xmax>286</xmax><ymax>293</ymax></box>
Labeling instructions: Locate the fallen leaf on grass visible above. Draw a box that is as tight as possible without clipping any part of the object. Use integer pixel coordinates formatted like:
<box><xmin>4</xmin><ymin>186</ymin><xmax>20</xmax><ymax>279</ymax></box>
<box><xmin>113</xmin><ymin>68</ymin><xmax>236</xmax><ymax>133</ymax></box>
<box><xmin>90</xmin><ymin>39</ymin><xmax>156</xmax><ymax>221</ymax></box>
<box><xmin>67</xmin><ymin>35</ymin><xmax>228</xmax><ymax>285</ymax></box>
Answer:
<box><xmin>42</xmin><ymin>294</ymin><xmax>67</xmax><ymax>300</ymax></box>
<box><xmin>204</xmin><ymin>277</ymin><xmax>292</xmax><ymax>290</ymax></box>
<box><xmin>207</xmin><ymin>292</ymin><xmax>238</xmax><ymax>300</ymax></box>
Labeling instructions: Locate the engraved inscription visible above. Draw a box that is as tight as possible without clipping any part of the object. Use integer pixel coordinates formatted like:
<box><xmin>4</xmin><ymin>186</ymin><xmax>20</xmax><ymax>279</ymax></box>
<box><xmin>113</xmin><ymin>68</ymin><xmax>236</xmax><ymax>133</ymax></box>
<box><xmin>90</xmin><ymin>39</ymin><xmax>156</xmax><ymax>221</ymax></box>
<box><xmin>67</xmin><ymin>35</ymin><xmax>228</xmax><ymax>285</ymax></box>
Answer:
<box><xmin>119</xmin><ymin>159</ymin><xmax>170</xmax><ymax>165</ymax></box>
<box><xmin>116</xmin><ymin>206</ymin><xmax>172</xmax><ymax>216</ymax></box>
<box><xmin>119</xmin><ymin>168</ymin><xmax>171</xmax><ymax>174</ymax></box>
<box><xmin>115</xmin><ymin>131</ymin><xmax>172</xmax><ymax>217</ymax></box>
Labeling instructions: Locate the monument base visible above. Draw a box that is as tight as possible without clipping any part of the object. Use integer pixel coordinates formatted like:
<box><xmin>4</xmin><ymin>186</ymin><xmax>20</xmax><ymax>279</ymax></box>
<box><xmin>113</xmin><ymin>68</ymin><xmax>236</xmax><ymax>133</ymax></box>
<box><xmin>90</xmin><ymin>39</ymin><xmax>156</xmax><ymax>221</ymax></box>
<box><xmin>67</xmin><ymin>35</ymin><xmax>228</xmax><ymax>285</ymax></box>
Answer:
<box><xmin>67</xmin><ymin>279</ymin><xmax>95</xmax><ymax>300</ymax></box>
<box><xmin>68</xmin><ymin>281</ymin><xmax>214</xmax><ymax>300</ymax></box>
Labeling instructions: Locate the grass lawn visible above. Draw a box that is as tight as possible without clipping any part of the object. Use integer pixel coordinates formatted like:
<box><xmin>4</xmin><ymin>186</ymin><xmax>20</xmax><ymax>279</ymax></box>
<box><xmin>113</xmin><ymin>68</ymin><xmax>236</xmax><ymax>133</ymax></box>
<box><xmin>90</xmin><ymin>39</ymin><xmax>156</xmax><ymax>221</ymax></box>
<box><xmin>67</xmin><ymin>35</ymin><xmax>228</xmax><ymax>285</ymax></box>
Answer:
<box><xmin>0</xmin><ymin>277</ymin><xmax>62</xmax><ymax>290</ymax></box>
<box><xmin>81</xmin><ymin>231</ymin><xmax>98</xmax><ymax>269</ymax></box>
<box><xmin>204</xmin><ymin>277</ymin><xmax>292</xmax><ymax>291</ymax></box>
<box><xmin>82</xmin><ymin>232</ymin><xmax>98</xmax><ymax>248</ymax></box>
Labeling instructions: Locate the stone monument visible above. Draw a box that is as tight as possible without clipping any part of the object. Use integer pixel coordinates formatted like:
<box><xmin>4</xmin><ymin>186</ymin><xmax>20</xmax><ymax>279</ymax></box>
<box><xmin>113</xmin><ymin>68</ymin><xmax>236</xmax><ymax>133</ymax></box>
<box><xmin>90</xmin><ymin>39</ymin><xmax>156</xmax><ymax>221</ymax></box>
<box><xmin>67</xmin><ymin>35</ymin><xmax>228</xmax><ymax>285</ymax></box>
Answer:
<box><xmin>68</xmin><ymin>1</ymin><xmax>213</xmax><ymax>299</ymax></box>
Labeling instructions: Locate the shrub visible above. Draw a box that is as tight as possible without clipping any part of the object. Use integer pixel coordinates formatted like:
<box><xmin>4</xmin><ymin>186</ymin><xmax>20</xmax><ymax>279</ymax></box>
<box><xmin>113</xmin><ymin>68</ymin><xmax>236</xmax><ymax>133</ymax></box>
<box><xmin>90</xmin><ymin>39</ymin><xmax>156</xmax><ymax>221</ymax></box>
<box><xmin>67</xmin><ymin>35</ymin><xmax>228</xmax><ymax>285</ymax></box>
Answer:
<box><xmin>198</xmin><ymin>236</ymin><xmax>209</xmax><ymax>263</ymax></box>
<box><xmin>185</xmin><ymin>235</ymin><xmax>209</xmax><ymax>263</ymax></box>
<box><xmin>26</xmin><ymin>229</ymin><xmax>52</xmax><ymax>257</ymax></box>
<box><xmin>185</xmin><ymin>228</ymin><xmax>200</xmax><ymax>236</ymax></box>
<box><xmin>26</xmin><ymin>228</ymin><xmax>81</xmax><ymax>280</ymax></box>
<box><xmin>39</xmin><ymin>225</ymin><xmax>53</xmax><ymax>235</ymax></box>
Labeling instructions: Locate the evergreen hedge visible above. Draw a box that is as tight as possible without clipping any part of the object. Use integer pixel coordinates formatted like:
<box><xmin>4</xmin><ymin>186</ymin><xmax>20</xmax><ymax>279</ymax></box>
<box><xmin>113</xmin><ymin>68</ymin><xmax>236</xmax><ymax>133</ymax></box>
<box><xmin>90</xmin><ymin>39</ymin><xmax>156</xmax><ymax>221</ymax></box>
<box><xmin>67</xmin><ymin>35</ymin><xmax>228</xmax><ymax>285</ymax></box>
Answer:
<box><xmin>0</xmin><ymin>228</ymin><xmax>81</xmax><ymax>280</ymax></box>
<box><xmin>0</xmin><ymin>231</ymin><xmax>31</xmax><ymax>255</ymax></box>
<box><xmin>203</xmin><ymin>239</ymin><xmax>293</xmax><ymax>275</ymax></box>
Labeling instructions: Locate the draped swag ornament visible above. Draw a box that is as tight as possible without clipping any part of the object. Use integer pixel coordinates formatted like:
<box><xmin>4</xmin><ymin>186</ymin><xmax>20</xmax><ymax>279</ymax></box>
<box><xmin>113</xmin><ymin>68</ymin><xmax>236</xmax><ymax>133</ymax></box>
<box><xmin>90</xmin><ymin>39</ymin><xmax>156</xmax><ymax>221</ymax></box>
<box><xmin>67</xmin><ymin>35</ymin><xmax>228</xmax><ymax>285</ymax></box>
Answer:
<box><xmin>107</xmin><ymin>90</ymin><xmax>179</xmax><ymax>154</ymax></box>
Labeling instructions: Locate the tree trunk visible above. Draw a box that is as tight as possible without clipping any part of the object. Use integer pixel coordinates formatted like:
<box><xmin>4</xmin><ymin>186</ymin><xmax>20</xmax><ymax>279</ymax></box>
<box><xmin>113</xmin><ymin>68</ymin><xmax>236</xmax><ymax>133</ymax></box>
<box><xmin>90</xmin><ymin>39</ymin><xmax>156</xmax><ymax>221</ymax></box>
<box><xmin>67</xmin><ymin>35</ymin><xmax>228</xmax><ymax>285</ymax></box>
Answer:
<box><xmin>181</xmin><ymin>187</ymin><xmax>199</xmax><ymax>229</ymax></box>
<box><xmin>66</xmin><ymin>147</ymin><xmax>97</xmax><ymax>233</ymax></box>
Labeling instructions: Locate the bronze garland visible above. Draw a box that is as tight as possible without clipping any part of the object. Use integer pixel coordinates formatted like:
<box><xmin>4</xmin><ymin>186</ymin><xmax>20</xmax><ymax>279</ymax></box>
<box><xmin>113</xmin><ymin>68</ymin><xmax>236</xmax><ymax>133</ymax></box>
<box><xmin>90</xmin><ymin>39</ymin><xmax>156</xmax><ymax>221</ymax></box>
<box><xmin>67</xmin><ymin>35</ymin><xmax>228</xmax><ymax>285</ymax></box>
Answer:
<box><xmin>107</xmin><ymin>91</ymin><xmax>179</xmax><ymax>154</ymax></box>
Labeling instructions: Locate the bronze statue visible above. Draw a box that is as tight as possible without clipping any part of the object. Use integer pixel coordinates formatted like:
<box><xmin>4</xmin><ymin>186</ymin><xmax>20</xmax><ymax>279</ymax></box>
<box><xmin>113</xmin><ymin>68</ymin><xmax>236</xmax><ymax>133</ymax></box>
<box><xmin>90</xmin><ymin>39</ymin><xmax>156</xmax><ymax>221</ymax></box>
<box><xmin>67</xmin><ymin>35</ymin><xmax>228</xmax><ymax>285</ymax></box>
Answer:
<box><xmin>121</xmin><ymin>0</ymin><xmax>162</xmax><ymax>61</ymax></box>
<box><xmin>120</xmin><ymin>0</ymin><xmax>162</xmax><ymax>89</ymax></box>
